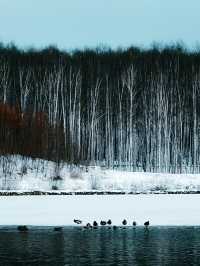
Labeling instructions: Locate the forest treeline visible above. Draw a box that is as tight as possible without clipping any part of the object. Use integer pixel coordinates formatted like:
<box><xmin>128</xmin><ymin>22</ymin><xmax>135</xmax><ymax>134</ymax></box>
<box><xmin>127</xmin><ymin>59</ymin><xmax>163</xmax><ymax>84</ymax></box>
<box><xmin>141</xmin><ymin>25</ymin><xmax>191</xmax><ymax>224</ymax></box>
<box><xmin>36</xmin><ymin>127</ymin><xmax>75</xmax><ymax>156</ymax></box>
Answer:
<box><xmin>0</xmin><ymin>43</ymin><xmax>200</xmax><ymax>173</ymax></box>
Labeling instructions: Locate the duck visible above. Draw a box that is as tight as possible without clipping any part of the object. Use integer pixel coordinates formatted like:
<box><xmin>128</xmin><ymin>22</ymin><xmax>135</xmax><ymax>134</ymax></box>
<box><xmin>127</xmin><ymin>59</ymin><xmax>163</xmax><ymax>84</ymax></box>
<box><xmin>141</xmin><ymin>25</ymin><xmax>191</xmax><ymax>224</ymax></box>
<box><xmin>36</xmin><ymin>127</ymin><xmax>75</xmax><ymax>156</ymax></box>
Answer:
<box><xmin>133</xmin><ymin>221</ymin><xmax>137</xmax><ymax>226</ymax></box>
<box><xmin>74</xmin><ymin>219</ymin><xmax>82</xmax><ymax>225</ymax></box>
<box><xmin>100</xmin><ymin>221</ymin><xmax>107</xmax><ymax>226</ymax></box>
<box><xmin>122</xmin><ymin>219</ymin><xmax>127</xmax><ymax>226</ymax></box>
<box><xmin>54</xmin><ymin>227</ymin><xmax>63</xmax><ymax>232</ymax></box>
<box><xmin>144</xmin><ymin>221</ymin><xmax>150</xmax><ymax>226</ymax></box>
<box><xmin>107</xmin><ymin>219</ymin><xmax>112</xmax><ymax>225</ymax></box>
<box><xmin>93</xmin><ymin>221</ymin><xmax>98</xmax><ymax>227</ymax></box>
<box><xmin>86</xmin><ymin>223</ymin><xmax>92</xmax><ymax>228</ymax></box>
<box><xmin>17</xmin><ymin>225</ymin><xmax>28</xmax><ymax>232</ymax></box>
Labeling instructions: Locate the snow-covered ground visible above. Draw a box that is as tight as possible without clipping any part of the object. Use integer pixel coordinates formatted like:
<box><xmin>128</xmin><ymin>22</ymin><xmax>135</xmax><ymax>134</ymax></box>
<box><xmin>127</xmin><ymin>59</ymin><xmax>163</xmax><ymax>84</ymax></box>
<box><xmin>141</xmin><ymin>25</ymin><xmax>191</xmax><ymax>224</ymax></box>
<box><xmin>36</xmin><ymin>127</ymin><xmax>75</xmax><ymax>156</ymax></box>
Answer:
<box><xmin>0</xmin><ymin>194</ymin><xmax>200</xmax><ymax>226</ymax></box>
<box><xmin>1</xmin><ymin>155</ymin><xmax>200</xmax><ymax>193</ymax></box>
<box><xmin>1</xmin><ymin>156</ymin><xmax>200</xmax><ymax>226</ymax></box>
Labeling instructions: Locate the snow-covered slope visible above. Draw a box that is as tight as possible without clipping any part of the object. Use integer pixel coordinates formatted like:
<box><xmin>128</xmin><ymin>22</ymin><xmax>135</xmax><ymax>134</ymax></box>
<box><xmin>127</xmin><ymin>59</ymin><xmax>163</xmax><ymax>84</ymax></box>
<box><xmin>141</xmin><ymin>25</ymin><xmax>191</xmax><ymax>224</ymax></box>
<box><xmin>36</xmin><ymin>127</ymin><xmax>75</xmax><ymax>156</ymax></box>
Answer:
<box><xmin>1</xmin><ymin>155</ymin><xmax>200</xmax><ymax>193</ymax></box>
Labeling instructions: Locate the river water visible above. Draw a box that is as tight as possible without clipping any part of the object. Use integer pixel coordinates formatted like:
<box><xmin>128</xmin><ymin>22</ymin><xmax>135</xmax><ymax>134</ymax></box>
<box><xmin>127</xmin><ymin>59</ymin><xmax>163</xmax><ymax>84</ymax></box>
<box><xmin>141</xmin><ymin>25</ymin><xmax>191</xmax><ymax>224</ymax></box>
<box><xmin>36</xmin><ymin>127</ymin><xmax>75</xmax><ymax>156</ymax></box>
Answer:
<box><xmin>0</xmin><ymin>226</ymin><xmax>200</xmax><ymax>265</ymax></box>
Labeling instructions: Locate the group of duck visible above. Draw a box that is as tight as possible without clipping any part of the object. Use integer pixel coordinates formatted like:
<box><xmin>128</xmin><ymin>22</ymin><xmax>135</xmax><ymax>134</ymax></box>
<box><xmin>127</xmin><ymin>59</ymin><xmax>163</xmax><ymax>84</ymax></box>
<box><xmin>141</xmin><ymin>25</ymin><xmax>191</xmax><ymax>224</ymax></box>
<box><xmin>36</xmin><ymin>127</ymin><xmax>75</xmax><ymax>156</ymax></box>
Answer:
<box><xmin>74</xmin><ymin>219</ymin><xmax>150</xmax><ymax>229</ymax></box>
<box><xmin>16</xmin><ymin>219</ymin><xmax>150</xmax><ymax>232</ymax></box>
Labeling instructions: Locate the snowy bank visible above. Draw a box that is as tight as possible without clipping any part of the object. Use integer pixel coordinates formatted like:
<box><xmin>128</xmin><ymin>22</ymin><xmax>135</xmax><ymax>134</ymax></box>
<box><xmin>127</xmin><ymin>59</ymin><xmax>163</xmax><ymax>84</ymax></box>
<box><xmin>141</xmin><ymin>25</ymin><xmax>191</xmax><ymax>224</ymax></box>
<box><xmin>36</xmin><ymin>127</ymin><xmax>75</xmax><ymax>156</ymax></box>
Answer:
<box><xmin>0</xmin><ymin>195</ymin><xmax>200</xmax><ymax>226</ymax></box>
<box><xmin>1</xmin><ymin>155</ymin><xmax>200</xmax><ymax>193</ymax></box>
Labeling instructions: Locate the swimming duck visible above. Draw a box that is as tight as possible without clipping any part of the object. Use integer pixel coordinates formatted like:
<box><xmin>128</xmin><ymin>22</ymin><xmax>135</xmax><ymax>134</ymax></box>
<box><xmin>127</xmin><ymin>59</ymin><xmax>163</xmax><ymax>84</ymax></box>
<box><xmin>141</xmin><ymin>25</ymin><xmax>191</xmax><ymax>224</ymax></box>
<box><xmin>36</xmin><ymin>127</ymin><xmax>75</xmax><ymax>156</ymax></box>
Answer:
<box><xmin>17</xmin><ymin>225</ymin><xmax>28</xmax><ymax>232</ymax></box>
<box><xmin>86</xmin><ymin>223</ymin><xmax>92</xmax><ymax>228</ymax></box>
<box><xmin>54</xmin><ymin>227</ymin><xmax>63</xmax><ymax>232</ymax></box>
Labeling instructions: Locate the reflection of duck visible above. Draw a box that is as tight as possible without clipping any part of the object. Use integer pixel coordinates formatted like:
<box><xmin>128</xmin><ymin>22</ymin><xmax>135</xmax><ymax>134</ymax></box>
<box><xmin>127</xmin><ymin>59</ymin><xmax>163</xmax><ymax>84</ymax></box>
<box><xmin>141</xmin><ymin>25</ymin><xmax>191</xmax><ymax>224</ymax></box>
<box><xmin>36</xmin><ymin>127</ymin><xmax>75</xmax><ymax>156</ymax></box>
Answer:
<box><xmin>100</xmin><ymin>221</ymin><xmax>107</xmax><ymax>226</ymax></box>
<box><xmin>17</xmin><ymin>225</ymin><xmax>28</xmax><ymax>232</ymax></box>
<box><xmin>107</xmin><ymin>219</ymin><xmax>112</xmax><ymax>225</ymax></box>
<box><xmin>144</xmin><ymin>221</ymin><xmax>150</xmax><ymax>227</ymax></box>
<box><xmin>133</xmin><ymin>221</ymin><xmax>137</xmax><ymax>226</ymax></box>
<box><xmin>122</xmin><ymin>219</ymin><xmax>127</xmax><ymax>226</ymax></box>
<box><xmin>74</xmin><ymin>219</ymin><xmax>82</xmax><ymax>225</ymax></box>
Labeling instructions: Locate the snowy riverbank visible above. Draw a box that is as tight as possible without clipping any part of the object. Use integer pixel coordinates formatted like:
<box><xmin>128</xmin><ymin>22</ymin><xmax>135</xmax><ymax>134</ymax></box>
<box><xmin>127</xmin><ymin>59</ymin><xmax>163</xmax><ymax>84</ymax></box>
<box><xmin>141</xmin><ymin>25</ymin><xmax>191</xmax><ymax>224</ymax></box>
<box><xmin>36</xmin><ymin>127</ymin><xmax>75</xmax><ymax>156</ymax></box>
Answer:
<box><xmin>1</xmin><ymin>155</ymin><xmax>200</xmax><ymax>193</ymax></box>
<box><xmin>0</xmin><ymin>194</ymin><xmax>200</xmax><ymax>226</ymax></box>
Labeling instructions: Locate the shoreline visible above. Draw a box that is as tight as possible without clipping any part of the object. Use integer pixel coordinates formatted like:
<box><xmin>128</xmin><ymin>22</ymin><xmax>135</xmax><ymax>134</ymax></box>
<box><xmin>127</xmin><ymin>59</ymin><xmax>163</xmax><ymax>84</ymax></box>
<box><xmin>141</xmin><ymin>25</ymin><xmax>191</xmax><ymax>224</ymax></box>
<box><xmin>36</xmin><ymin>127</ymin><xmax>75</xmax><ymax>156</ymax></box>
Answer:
<box><xmin>0</xmin><ymin>190</ymin><xmax>200</xmax><ymax>196</ymax></box>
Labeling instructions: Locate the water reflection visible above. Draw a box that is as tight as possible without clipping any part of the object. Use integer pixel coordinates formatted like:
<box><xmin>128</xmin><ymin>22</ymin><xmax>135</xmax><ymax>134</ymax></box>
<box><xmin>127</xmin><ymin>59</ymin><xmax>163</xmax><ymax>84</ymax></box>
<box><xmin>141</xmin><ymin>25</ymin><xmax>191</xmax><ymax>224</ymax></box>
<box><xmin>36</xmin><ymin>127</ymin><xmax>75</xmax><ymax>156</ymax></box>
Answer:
<box><xmin>0</xmin><ymin>227</ymin><xmax>200</xmax><ymax>265</ymax></box>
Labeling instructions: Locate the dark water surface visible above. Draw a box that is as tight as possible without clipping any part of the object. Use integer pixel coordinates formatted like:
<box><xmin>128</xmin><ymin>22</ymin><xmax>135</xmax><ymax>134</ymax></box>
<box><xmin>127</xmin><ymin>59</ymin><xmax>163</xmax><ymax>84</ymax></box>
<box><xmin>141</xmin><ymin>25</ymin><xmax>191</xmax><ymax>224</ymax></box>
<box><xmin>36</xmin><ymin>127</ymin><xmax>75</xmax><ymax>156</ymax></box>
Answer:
<box><xmin>0</xmin><ymin>226</ymin><xmax>200</xmax><ymax>266</ymax></box>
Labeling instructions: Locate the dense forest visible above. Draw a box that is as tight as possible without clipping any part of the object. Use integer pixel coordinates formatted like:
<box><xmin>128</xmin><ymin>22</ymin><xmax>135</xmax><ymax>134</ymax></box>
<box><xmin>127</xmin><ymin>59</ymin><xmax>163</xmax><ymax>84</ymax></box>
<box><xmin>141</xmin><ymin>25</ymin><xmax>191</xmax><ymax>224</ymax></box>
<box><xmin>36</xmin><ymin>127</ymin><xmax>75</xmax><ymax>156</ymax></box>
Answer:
<box><xmin>0</xmin><ymin>43</ymin><xmax>200</xmax><ymax>173</ymax></box>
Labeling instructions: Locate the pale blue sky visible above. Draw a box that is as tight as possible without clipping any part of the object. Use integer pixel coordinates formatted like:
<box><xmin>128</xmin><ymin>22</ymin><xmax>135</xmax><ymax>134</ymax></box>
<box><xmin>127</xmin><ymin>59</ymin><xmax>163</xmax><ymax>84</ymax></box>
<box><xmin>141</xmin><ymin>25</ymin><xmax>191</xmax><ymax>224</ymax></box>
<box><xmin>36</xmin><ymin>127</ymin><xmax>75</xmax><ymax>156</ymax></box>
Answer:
<box><xmin>0</xmin><ymin>0</ymin><xmax>199</xmax><ymax>50</ymax></box>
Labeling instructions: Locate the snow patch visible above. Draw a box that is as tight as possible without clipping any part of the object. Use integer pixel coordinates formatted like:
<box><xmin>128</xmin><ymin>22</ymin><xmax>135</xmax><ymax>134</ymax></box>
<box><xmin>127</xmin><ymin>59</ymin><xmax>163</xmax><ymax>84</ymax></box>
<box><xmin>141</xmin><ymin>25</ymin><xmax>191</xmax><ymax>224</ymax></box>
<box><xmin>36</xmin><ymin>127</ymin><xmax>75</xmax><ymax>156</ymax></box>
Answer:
<box><xmin>0</xmin><ymin>194</ymin><xmax>200</xmax><ymax>226</ymax></box>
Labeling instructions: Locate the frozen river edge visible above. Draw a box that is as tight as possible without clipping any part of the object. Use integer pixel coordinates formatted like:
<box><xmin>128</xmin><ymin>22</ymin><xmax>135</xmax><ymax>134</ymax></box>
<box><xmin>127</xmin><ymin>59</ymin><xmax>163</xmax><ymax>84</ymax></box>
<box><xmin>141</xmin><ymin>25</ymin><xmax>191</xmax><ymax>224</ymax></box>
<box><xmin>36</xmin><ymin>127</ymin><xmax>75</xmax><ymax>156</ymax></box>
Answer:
<box><xmin>0</xmin><ymin>194</ymin><xmax>200</xmax><ymax>226</ymax></box>
<box><xmin>1</xmin><ymin>191</ymin><xmax>200</xmax><ymax>195</ymax></box>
